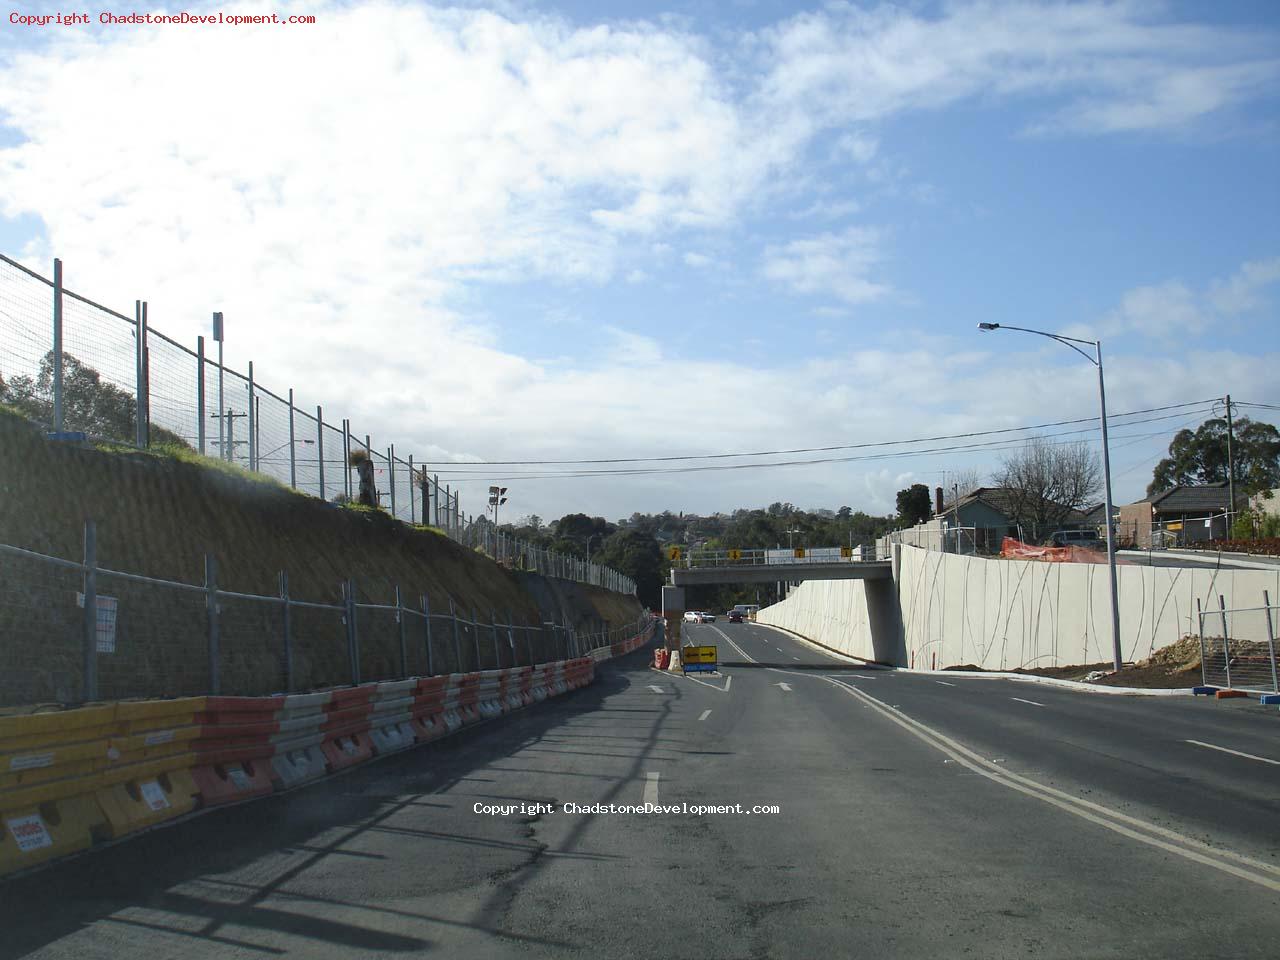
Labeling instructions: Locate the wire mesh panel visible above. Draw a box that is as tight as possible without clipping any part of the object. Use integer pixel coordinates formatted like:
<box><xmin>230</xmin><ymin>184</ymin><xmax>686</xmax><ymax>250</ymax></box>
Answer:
<box><xmin>0</xmin><ymin>257</ymin><xmax>54</xmax><ymax>419</ymax></box>
<box><xmin>147</xmin><ymin>330</ymin><xmax>201</xmax><ymax>448</ymax></box>
<box><xmin>219</xmin><ymin>595</ymin><xmax>289</xmax><ymax>697</ymax></box>
<box><xmin>1200</xmin><ymin>604</ymin><xmax>1280</xmax><ymax>692</ymax></box>
<box><xmin>290</xmin><ymin>601</ymin><xmax>349</xmax><ymax>691</ymax></box>
<box><xmin>93</xmin><ymin>573</ymin><xmax>210</xmax><ymax>700</ymax></box>
<box><xmin>58</xmin><ymin>292</ymin><xmax>139</xmax><ymax>444</ymax></box>
<box><xmin>252</xmin><ymin>388</ymin><xmax>296</xmax><ymax>488</ymax></box>
<box><xmin>0</xmin><ymin>549</ymin><xmax>84</xmax><ymax>707</ymax></box>
<box><xmin>354</xmin><ymin>602</ymin><xmax>409</xmax><ymax>684</ymax></box>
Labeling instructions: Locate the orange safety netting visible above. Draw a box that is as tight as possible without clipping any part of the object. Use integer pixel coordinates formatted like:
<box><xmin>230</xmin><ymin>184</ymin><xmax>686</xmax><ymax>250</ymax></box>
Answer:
<box><xmin>1000</xmin><ymin>537</ymin><xmax>1129</xmax><ymax>564</ymax></box>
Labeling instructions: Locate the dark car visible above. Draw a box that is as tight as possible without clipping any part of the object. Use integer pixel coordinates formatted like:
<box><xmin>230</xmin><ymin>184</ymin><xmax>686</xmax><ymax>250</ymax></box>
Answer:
<box><xmin>1046</xmin><ymin>529</ymin><xmax>1104</xmax><ymax>549</ymax></box>
<box><xmin>728</xmin><ymin>610</ymin><xmax>744</xmax><ymax>623</ymax></box>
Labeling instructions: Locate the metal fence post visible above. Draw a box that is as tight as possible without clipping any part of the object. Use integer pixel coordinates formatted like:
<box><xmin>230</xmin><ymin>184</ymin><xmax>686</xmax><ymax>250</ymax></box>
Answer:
<box><xmin>141</xmin><ymin>301</ymin><xmax>151</xmax><ymax>447</ymax></box>
<box><xmin>507</xmin><ymin>608</ymin><xmax>516</xmax><ymax>666</ymax></box>
<box><xmin>81</xmin><ymin>520</ymin><xmax>98</xmax><ymax>702</ymax></box>
<box><xmin>316</xmin><ymin>405</ymin><xmax>325</xmax><ymax>500</ymax></box>
<box><xmin>409</xmin><ymin>455</ymin><xmax>416</xmax><ymax>524</ymax></box>
<box><xmin>196</xmin><ymin>335</ymin><xmax>206</xmax><ymax>455</ymax></box>
<box><xmin>345</xmin><ymin>578</ymin><xmax>361</xmax><ymax>685</ymax></box>
<box><xmin>491</xmin><ymin>610</ymin><xmax>501</xmax><ymax>669</ymax></box>
<box><xmin>134</xmin><ymin>300</ymin><xmax>145</xmax><ymax>447</ymax></box>
<box><xmin>52</xmin><ymin>258</ymin><xmax>64</xmax><ymax>433</ymax></box>
<box><xmin>433</xmin><ymin>475</ymin><xmax>439</xmax><ymax>526</ymax></box>
<box><xmin>247</xmin><ymin>360</ymin><xmax>256</xmax><ymax>470</ymax></box>
<box><xmin>471</xmin><ymin>606</ymin><xmax>482</xmax><ymax>670</ymax></box>
<box><xmin>449</xmin><ymin>596</ymin><xmax>462</xmax><ymax>673</ymax></box>
<box><xmin>281</xmin><ymin>570</ymin><xmax>294</xmax><ymax>692</ymax></box>
<box><xmin>422</xmin><ymin>594</ymin><xmax>434</xmax><ymax>676</ymax></box>
<box><xmin>1264</xmin><ymin>589</ymin><xmax>1278</xmax><ymax>694</ymax></box>
<box><xmin>287</xmin><ymin>388</ymin><xmax>297</xmax><ymax>488</ymax></box>
<box><xmin>343</xmin><ymin>419</ymin><xmax>352</xmax><ymax>499</ymax></box>
<box><xmin>396</xmin><ymin>584</ymin><xmax>408</xmax><ymax>679</ymax></box>
<box><xmin>388</xmin><ymin>445</ymin><xmax>397</xmax><ymax>517</ymax></box>
<box><xmin>526</xmin><ymin>621</ymin><xmax>534</xmax><ymax>666</ymax></box>
<box><xmin>205</xmin><ymin>553</ymin><xmax>220</xmax><ymax>695</ymax></box>
<box><xmin>1218</xmin><ymin>594</ymin><xmax>1231</xmax><ymax>689</ymax></box>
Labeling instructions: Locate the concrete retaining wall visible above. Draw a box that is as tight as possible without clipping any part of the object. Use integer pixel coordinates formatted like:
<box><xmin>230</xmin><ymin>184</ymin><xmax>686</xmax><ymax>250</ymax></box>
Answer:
<box><xmin>758</xmin><ymin>546</ymin><xmax>1280</xmax><ymax>671</ymax></box>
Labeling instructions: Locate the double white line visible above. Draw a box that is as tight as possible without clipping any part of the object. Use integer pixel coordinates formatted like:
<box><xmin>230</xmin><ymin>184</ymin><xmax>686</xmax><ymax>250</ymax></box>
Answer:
<box><xmin>818</xmin><ymin>674</ymin><xmax>1280</xmax><ymax>893</ymax></box>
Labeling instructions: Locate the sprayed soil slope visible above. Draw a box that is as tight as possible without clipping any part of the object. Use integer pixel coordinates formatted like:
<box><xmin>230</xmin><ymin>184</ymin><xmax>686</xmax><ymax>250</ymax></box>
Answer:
<box><xmin>0</xmin><ymin>409</ymin><xmax>642</xmax><ymax>705</ymax></box>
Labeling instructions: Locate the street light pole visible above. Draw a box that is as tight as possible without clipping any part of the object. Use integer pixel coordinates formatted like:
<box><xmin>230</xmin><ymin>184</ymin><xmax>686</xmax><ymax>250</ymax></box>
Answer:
<box><xmin>978</xmin><ymin>322</ymin><xmax>1123</xmax><ymax>673</ymax></box>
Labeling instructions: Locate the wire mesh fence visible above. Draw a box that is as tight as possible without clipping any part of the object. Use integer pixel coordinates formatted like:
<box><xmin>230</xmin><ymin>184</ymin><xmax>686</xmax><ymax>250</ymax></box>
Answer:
<box><xmin>0</xmin><ymin>252</ymin><xmax>634</xmax><ymax>594</ymax></box>
<box><xmin>0</xmin><ymin>523</ymin><xmax>650</xmax><ymax>708</ymax></box>
<box><xmin>1197</xmin><ymin>594</ymin><xmax>1279</xmax><ymax>693</ymax></box>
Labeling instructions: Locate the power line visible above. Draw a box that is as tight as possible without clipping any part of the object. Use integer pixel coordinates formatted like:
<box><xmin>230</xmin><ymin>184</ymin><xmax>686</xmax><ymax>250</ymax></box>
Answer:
<box><xmin>437</xmin><ymin>421</ymin><xmax>1210</xmax><ymax>483</ymax></box>
<box><xmin>433</xmin><ymin>399</ymin><xmax>1217</xmax><ymax>467</ymax></box>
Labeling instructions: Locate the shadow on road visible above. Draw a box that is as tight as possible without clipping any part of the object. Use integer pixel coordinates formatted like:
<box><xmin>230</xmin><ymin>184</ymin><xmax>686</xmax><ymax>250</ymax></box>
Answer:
<box><xmin>0</xmin><ymin>644</ymin><xmax>664</xmax><ymax>959</ymax></box>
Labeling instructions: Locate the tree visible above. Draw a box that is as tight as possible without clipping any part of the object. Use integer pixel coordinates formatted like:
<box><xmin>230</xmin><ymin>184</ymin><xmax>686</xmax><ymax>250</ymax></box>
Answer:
<box><xmin>995</xmin><ymin>437</ymin><xmax>1100</xmax><ymax>532</ymax></box>
<box><xmin>1149</xmin><ymin>416</ymin><xmax>1280</xmax><ymax>497</ymax></box>
<box><xmin>1</xmin><ymin>351</ymin><xmax>188</xmax><ymax>448</ymax></box>
<box><xmin>595</xmin><ymin>529</ymin><xmax>664</xmax><ymax>608</ymax></box>
<box><xmin>895</xmin><ymin>484</ymin><xmax>932</xmax><ymax>527</ymax></box>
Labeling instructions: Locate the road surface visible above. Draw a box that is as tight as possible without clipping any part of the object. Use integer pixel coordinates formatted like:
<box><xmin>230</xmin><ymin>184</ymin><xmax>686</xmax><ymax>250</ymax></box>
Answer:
<box><xmin>3</xmin><ymin>621</ymin><xmax>1278</xmax><ymax>958</ymax></box>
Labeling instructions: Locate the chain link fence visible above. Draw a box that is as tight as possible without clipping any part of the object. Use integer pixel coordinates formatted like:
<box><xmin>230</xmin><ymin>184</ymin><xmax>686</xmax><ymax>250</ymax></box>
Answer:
<box><xmin>0</xmin><ymin>523</ymin><xmax>650</xmax><ymax>708</ymax></box>
<box><xmin>0</xmin><ymin>253</ymin><xmax>634</xmax><ymax>594</ymax></box>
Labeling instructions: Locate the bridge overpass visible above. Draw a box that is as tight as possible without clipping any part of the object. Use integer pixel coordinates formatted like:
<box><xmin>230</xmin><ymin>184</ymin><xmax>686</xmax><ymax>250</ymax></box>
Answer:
<box><xmin>668</xmin><ymin>547</ymin><xmax>891</xmax><ymax>586</ymax></box>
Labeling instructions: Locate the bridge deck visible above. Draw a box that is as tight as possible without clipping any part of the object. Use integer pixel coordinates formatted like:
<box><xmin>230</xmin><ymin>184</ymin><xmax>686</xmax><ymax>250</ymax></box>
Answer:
<box><xmin>671</xmin><ymin>561</ymin><xmax>892</xmax><ymax>585</ymax></box>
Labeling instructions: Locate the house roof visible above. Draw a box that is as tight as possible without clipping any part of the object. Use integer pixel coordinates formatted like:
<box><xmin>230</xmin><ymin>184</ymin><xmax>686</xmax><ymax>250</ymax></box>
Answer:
<box><xmin>942</xmin><ymin>487</ymin><xmax>1087</xmax><ymax>523</ymax></box>
<box><xmin>1148</xmin><ymin>483</ymin><xmax>1238</xmax><ymax>514</ymax></box>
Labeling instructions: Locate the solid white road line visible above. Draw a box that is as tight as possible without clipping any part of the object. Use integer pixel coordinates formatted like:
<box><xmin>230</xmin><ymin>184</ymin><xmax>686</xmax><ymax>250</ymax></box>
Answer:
<box><xmin>1185</xmin><ymin>739</ymin><xmax>1280</xmax><ymax>766</ymax></box>
<box><xmin>724</xmin><ymin>675</ymin><xmax>732</xmax><ymax>692</ymax></box>
<box><xmin>709</xmin><ymin>625</ymin><xmax>756</xmax><ymax>664</ymax></box>
<box><xmin>1010</xmin><ymin>697</ymin><xmax>1045</xmax><ymax>707</ymax></box>
<box><xmin>698</xmin><ymin>709</ymin><xmax>712</xmax><ymax>721</ymax></box>
<box><xmin>643</xmin><ymin>772</ymin><xmax>660</xmax><ymax>805</ymax></box>
<box><xmin>792</xmin><ymin>656</ymin><xmax>801</xmax><ymax>661</ymax></box>
<box><xmin>936</xmin><ymin>681</ymin><xmax>956</xmax><ymax>687</ymax></box>
<box><xmin>808</xmin><ymin>673</ymin><xmax>1280</xmax><ymax>894</ymax></box>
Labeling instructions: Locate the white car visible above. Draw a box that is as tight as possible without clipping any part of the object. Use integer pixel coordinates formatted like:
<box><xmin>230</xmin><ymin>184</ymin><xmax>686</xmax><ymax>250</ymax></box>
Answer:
<box><xmin>683</xmin><ymin>611</ymin><xmax>700</xmax><ymax>623</ymax></box>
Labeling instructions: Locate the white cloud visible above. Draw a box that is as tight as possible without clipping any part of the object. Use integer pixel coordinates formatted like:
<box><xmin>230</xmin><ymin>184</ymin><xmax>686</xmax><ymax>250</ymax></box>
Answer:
<box><xmin>1101</xmin><ymin>256</ymin><xmax>1280</xmax><ymax>339</ymax></box>
<box><xmin>762</xmin><ymin>227</ymin><xmax>889</xmax><ymax>304</ymax></box>
<box><xmin>756</xmin><ymin>1</ymin><xmax>1280</xmax><ymax>136</ymax></box>
<box><xmin>1209</xmin><ymin>256</ymin><xmax>1280</xmax><ymax>315</ymax></box>
<box><xmin>683</xmin><ymin>251</ymin><xmax>713</xmax><ymax>268</ymax></box>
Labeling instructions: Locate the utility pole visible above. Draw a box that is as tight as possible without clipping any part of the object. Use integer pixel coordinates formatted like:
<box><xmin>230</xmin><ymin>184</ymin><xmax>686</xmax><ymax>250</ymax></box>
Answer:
<box><xmin>210</xmin><ymin>408</ymin><xmax>248</xmax><ymax>463</ymax></box>
<box><xmin>1225</xmin><ymin>394</ymin><xmax>1237</xmax><ymax>532</ymax></box>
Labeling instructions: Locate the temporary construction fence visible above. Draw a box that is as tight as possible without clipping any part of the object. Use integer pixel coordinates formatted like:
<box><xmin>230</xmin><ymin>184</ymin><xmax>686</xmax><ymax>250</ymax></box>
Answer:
<box><xmin>0</xmin><ymin>253</ymin><xmax>634</xmax><ymax>595</ymax></box>
<box><xmin>0</xmin><ymin>616</ymin><xmax>657</xmax><ymax>878</ymax></box>
<box><xmin>999</xmin><ymin>537</ymin><xmax>1127</xmax><ymax>565</ymax></box>
<box><xmin>0</xmin><ymin>520</ymin><xmax>650</xmax><ymax>708</ymax></box>
<box><xmin>1197</xmin><ymin>593</ymin><xmax>1279</xmax><ymax>694</ymax></box>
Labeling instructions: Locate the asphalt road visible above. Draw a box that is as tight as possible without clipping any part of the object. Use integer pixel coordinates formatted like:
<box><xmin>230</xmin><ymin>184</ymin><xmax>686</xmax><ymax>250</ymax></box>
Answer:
<box><xmin>3</xmin><ymin>624</ymin><xmax>1279</xmax><ymax>959</ymax></box>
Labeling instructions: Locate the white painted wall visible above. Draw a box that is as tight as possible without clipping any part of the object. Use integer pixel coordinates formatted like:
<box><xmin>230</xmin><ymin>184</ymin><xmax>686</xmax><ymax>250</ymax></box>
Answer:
<box><xmin>758</xmin><ymin>546</ymin><xmax>1280</xmax><ymax>670</ymax></box>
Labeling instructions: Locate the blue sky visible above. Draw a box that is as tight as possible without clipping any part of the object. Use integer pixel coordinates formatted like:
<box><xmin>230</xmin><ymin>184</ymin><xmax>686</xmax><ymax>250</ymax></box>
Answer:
<box><xmin>1</xmin><ymin>1</ymin><xmax>1278</xmax><ymax>524</ymax></box>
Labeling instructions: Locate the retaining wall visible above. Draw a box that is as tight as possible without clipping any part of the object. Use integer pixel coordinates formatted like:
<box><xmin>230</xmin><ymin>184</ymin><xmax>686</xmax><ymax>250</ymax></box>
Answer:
<box><xmin>757</xmin><ymin>546</ymin><xmax>1280</xmax><ymax>671</ymax></box>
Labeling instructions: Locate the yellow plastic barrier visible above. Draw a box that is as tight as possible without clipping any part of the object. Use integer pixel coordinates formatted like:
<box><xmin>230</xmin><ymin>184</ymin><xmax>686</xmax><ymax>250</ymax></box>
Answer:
<box><xmin>0</xmin><ymin>705</ymin><xmax>116</xmax><ymax>876</ymax></box>
<box><xmin>95</xmin><ymin>698</ymin><xmax>205</xmax><ymax>840</ymax></box>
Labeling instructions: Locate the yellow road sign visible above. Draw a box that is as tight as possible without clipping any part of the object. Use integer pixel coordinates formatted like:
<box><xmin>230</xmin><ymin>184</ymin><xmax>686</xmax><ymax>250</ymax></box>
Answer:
<box><xmin>726</xmin><ymin>548</ymin><xmax>743</xmax><ymax>561</ymax></box>
<box><xmin>681</xmin><ymin>644</ymin><xmax>718</xmax><ymax>673</ymax></box>
<box><xmin>794</xmin><ymin>547</ymin><xmax>806</xmax><ymax>559</ymax></box>
<box><xmin>840</xmin><ymin>546</ymin><xmax>853</xmax><ymax>558</ymax></box>
<box><xmin>668</xmin><ymin>546</ymin><xmax>683</xmax><ymax>561</ymax></box>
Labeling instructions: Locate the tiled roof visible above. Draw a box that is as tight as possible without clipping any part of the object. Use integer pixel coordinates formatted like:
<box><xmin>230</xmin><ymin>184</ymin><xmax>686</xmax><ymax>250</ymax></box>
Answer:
<box><xmin>1149</xmin><ymin>483</ymin><xmax>1237</xmax><ymax>513</ymax></box>
<box><xmin>944</xmin><ymin>487</ymin><xmax>1087</xmax><ymax>522</ymax></box>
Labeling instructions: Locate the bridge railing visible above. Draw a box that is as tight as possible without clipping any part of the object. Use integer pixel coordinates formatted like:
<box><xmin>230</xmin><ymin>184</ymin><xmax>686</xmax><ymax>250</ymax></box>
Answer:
<box><xmin>680</xmin><ymin>546</ymin><xmax>890</xmax><ymax>568</ymax></box>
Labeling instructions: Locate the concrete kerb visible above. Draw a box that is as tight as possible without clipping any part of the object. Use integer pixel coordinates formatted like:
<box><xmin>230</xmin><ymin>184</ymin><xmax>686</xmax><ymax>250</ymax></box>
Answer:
<box><xmin>757</xmin><ymin>621</ymin><xmax>1195</xmax><ymax>697</ymax></box>
<box><xmin>1118</xmin><ymin>549</ymin><xmax>1280</xmax><ymax>572</ymax></box>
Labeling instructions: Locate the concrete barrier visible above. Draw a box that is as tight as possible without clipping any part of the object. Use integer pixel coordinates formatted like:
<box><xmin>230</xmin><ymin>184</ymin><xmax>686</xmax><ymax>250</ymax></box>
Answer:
<box><xmin>190</xmin><ymin>697</ymin><xmax>282</xmax><ymax>807</ymax></box>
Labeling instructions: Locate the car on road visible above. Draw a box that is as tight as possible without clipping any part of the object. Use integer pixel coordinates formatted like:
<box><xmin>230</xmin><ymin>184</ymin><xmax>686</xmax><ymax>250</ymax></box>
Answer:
<box><xmin>1046</xmin><ymin>529</ymin><xmax>1104</xmax><ymax>549</ymax></box>
<box><xmin>728</xmin><ymin>610</ymin><xmax>744</xmax><ymax>623</ymax></box>
<box><xmin>683</xmin><ymin>611</ymin><xmax>700</xmax><ymax>623</ymax></box>
<box><xmin>699</xmin><ymin>612</ymin><xmax>715</xmax><ymax>622</ymax></box>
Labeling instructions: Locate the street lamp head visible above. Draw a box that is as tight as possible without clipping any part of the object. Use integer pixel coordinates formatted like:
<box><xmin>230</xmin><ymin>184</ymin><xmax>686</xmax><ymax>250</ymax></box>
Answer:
<box><xmin>977</xmin><ymin>322</ymin><xmax>1000</xmax><ymax>331</ymax></box>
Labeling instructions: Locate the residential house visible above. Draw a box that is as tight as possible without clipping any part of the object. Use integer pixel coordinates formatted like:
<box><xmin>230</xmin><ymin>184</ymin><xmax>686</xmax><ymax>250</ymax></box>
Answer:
<box><xmin>936</xmin><ymin>486</ymin><xmax>1087</xmax><ymax>552</ymax></box>
<box><xmin>1117</xmin><ymin>483</ymin><xmax>1242</xmax><ymax>548</ymax></box>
